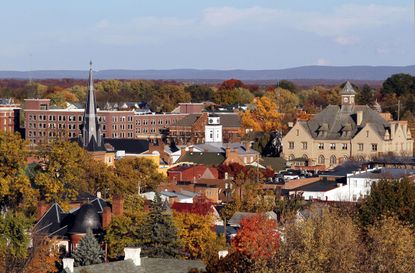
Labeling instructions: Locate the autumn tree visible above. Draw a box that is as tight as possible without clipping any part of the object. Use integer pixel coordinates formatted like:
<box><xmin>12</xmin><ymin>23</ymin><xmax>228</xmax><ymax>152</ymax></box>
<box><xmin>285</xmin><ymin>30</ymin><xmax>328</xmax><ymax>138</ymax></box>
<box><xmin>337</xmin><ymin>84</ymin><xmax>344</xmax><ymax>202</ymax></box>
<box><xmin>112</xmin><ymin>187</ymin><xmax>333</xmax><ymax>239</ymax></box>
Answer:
<box><xmin>276</xmin><ymin>208</ymin><xmax>362</xmax><ymax>273</ymax></box>
<box><xmin>34</xmin><ymin>140</ymin><xmax>90</xmax><ymax>207</ymax></box>
<box><xmin>277</xmin><ymin>80</ymin><xmax>297</xmax><ymax>93</ymax></box>
<box><xmin>0</xmin><ymin>132</ymin><xmax>37</xmax><ymax>211</ymax></box>
<box><xmin>23</xmin><ymin>237</ymin><xmax>59</xmax><ymax>273</ymax></box>
<box><xmin>232</xmin><ymin>214</ymin><xmax>279</xmax><ymax>262</ymax></box>
<box><xmin>148</xmin><ymin>84</ymin><xmax>191</xmax><ymax>112</ymax></box>
<box><xmin>173</xmin><ymin>212</ymin><xmax>221</xmax><ymax>260</ymax></box>
<box><xmin>241</xmin><ymin>96</ymin><xmax>283</xmax><ymax>132</ymax></box>
<box><xmin>264</xmin><ymin>87</ymin><xmax>299</xmax><ymax>114</ymax></box>
<box><xmin>114</xmin><ymin>157</ymin><xmax>166</xmax><ymax>194</ymax></box>
<box><xmin>366</xmin><ymin>216</ymin><xmax>415</xmax><ymax>273</ymax></box>
<box><xmin>219</xmin><ymin>79</ymin><xmax>245</xmax><ymax>90</ymax></box>
<box><xmin>213</xmin><ymin>87</ymin><xmax>253</xmax><ymax>106</ymax></box>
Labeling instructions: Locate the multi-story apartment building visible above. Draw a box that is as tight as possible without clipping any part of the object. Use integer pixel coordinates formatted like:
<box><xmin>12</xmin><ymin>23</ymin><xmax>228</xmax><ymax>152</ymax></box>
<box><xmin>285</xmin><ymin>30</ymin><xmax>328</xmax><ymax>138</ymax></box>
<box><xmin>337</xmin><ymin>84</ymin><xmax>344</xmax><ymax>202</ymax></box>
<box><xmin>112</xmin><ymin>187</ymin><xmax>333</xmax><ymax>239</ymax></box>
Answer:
<box><xmin>282</xmin><ymin>82</ymin><xmax>414</xmax><ymax>168</ymax></box>
<box><xmin>24</xmin><ymin>99</ymin><xmax>203</xmax><ymax>145</ymax></box>
<box><xmin>0</xmin><ymin>98</ymin><xmax>21</xmax><ymax>134</ymax></box>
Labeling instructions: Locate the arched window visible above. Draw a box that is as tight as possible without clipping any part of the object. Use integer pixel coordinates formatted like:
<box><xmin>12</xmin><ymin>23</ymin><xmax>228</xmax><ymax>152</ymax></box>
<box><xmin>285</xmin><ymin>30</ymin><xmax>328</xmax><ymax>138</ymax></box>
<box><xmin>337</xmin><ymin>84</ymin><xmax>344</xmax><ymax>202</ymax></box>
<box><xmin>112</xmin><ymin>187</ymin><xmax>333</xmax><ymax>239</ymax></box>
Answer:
<box><xmin>288</xmin><ymin>154</ymin><xmax>295</xmax><ymax>161</ymax></box>
<box><xmin>330</xmin><ymin>155</ymin><xmax>337</xmax><ymax>166</ymax></box>
<box><xmin>318</xmin><ymin>155</ymin><xmax>325</xmax><ymax>165</ymax></box>
<box><xmin>302</xmin><ymin>154</ymin><xmax>308</xmax><ymax>160</ymax></box>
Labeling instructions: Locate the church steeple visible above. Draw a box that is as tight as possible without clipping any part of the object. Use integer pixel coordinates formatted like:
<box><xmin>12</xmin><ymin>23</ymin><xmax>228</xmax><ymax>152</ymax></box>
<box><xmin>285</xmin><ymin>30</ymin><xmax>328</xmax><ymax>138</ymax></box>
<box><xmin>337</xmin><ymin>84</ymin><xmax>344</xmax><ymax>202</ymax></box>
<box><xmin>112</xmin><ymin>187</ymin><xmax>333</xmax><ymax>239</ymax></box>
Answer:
<box><xmin>80</xmin><ymin>62</ymin><xmax>105</xmax><ymax>151</ymax></box>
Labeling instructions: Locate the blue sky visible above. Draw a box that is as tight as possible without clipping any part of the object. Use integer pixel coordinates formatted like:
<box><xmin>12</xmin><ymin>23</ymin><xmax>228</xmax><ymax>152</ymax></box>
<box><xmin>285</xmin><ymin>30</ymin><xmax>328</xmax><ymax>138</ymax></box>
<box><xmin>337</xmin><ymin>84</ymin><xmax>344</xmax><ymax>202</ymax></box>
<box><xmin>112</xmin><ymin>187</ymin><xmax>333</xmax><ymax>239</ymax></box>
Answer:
<box><xmin>1</xmin><ymin>0</ymin><xmax>413</xmax><ymax>70</ymax></box>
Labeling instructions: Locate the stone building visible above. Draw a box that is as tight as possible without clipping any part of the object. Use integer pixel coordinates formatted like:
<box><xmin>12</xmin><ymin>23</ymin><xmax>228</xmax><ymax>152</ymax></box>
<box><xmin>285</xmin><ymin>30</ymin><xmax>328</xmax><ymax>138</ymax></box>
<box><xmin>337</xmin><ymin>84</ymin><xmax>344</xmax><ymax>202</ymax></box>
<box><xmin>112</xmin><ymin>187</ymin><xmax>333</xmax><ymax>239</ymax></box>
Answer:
<box><xmin>282</xmin><ymin>82</ymin><xmax>414</xmax><ymax>168</ymax></box>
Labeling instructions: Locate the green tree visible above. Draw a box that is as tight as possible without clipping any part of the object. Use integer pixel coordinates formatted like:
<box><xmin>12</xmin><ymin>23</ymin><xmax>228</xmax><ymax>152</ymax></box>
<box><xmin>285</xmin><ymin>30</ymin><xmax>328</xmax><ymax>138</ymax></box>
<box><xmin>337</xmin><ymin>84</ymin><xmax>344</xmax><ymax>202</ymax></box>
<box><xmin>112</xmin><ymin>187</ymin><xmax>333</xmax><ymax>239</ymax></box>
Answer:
<box><xmin>104</xmin><ymin>212</ymin><xmax>147</xmax><ymax>259</ymax></box>
<box><xmin>359</xmin><ymin>178</ymin><xmax>415</xmax><ymax>228</ymax></box>
<box><xmin>141</xmin><ymin>194</ymin><xmax>180</xmax><ymax>258</ymax></box>
<box><xmin>264</xmin><ymin>87</ymin><xmax>299</xmax><ymax>114</ymax></box>
<box><xmin>356</xmin><ymin>84</ymin><xmax>374</xmax><ymax>105</ymax></box>
<box><xmin>381</xmin><ymin>73</ymin><xmax>415</xmax><ymax>97</ymax></box>
<box><xmin>277</xmin><ymin>80</ymin><xmax>297</xmax><ymax>93</ymax></box>
<box><xmin>0</xmin><ymin>213</ymin><xmax>31</xmax><ymax>273</ymax></box>
<box><xmin>148</xmin><ymin>84</ymin><xmax>191</xmax><ymax>112</ymax></box>
<box><xmin>72</xmin><ymin>229</ymin><xmax>104</xmax><ymax>266</ymax></box>
<box><xmin>185</xmin><ymin>85</ymin><xmax>214</xmax><ymax>102</ymax></box>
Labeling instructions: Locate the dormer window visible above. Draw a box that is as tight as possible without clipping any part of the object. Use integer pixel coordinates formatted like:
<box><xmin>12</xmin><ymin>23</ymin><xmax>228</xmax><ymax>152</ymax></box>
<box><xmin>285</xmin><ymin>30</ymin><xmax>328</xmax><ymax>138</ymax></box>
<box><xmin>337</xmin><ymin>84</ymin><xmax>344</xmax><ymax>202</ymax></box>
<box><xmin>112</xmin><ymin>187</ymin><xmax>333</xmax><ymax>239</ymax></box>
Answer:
<box><xmin>344</xmin><ymin>97</ymin><xmax>349</xmax><ymax>103</ymax></box>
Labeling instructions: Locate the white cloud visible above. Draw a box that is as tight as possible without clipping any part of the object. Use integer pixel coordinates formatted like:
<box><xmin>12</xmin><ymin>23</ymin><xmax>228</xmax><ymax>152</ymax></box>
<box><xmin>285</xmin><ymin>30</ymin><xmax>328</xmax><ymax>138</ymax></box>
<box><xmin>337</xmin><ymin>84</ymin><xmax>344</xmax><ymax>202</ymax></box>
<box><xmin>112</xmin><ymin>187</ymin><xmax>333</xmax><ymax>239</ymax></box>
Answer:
<box><xmin>335</xmin><ymin>35</ymin><xmax>360</xmax><ymax>46</ymax></box>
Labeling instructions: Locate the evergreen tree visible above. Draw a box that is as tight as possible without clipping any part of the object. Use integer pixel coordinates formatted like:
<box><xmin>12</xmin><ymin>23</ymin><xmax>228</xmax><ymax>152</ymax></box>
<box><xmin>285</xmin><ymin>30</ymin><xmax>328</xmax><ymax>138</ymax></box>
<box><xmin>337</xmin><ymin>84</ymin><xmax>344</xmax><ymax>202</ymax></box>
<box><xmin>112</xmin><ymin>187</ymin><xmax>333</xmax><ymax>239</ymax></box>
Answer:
<box><xmin>356</xmin><ymin>84</ymin><xmax>373</xmax><ymax>105</ymax></box>
<box><xmin>72</xmin><ymin>229</ymin><xmax>104</xmax><ymax>266</ymax></box>
<box><xmin>142</xmin><ymin>193</ymin><xmax>180</xmax><ymax>258</ymax></box>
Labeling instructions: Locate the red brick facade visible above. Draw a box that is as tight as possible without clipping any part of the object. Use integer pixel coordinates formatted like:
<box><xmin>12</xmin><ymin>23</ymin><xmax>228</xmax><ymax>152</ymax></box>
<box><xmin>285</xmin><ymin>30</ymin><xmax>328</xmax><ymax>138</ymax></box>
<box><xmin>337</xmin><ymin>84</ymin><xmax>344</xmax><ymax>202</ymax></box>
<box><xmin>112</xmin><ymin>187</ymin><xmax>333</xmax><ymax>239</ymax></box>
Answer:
<box><xmin>24</xmin><ymin>99</ymin><xmax>203</xmax><ymax>145</ymax></box>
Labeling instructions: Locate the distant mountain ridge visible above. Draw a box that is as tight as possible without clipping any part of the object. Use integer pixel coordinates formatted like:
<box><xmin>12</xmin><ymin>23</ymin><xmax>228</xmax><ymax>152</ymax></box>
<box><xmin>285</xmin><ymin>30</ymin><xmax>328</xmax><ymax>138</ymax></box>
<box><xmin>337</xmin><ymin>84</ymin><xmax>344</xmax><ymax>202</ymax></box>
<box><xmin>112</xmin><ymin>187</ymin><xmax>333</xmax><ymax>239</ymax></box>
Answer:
<box><xmin>0</xmin><ymin>65</ymin><xmax>414</xmax><ymax>81</ymax></box>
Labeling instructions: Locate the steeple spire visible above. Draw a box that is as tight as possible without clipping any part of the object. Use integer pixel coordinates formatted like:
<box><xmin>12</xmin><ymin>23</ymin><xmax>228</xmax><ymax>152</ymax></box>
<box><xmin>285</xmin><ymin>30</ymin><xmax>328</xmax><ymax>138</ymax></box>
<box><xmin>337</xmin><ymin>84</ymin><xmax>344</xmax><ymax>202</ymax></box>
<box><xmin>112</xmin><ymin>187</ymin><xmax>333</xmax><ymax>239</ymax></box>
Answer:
<box><xmin>80</xmin><ymin>62</ymin><xmax>105</xmax><ymax>151</ymax></box>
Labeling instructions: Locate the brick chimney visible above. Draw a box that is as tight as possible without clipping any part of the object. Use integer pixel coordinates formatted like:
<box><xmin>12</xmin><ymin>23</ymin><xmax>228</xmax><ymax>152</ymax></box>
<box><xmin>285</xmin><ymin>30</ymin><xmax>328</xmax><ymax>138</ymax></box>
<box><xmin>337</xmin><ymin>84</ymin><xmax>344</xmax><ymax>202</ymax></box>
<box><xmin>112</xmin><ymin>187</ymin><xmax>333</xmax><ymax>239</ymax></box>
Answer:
<box><xmin>180</xmin><ymin>146</ymin><xmax>186</xmax><ymax>156</ymax></box>
<box><xmin>102</xmin><ymin>206</ymin><xmax>112</xmax><ymax>229</ymax></box>
<box><xmin>225</xmin><ymin>146</ymin><xmax>231</xmax><ymax>158</ymax></box>
<box><xmin>36</xmin><ymin>200</ymin><xmax>50</xmax><ymax>221</ymax></box>
<box><xmin>112</xmin><ymin>195</ymin><xmax>124</xmax><ymax>216</ymax></box>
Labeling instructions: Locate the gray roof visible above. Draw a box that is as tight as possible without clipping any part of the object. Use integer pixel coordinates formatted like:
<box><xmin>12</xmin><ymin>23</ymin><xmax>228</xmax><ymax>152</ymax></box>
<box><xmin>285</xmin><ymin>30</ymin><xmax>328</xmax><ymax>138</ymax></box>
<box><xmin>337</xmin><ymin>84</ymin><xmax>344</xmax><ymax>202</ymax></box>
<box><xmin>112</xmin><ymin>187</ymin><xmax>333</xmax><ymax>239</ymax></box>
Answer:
<box><xmin>194</xmin><ymin>142</ymin><xmax>259</xmax><ymax>155</ymax></box>
<box><xmin>174</xmin><ymin>113</ymin><xmax>240</xmax><ymax>128</ymax></box>
<box><xmin>304</xmin><ymin>104</ymin><xmax>390</xmax><ymax>140</ymax></box>
<box><xmin>347</xmin><ymin>168</ymin><xmax>415</xmax><ymax>180</ymax></box>
<box><xmin>292</xmin><ymin>180</ymin><xmax>342</xmax><ymax>192</ymax></box>
<box><xmin>340</xmin><ymin>81</ymin><xmax>356</xmax><ymax>95</ymax></box>
<box><xmin>73</xmin><ymin>258</ymin><xmax>205</xmax><ymax>273</ymax></box>
<box><xmin>228</xmin><ymin>211</ymin><xmax>277</xmax><ymax>227</ymax></box>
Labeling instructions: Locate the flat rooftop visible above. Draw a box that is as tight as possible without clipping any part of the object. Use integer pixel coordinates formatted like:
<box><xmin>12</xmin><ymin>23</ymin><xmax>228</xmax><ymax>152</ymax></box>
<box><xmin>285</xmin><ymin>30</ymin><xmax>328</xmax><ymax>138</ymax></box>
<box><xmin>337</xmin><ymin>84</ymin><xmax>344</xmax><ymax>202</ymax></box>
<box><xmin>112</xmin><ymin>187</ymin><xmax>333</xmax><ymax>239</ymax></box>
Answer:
<box><xmin>348</xmin><ymin>168</ymin><xmax>415</xmax><ymax>180</ymax></box>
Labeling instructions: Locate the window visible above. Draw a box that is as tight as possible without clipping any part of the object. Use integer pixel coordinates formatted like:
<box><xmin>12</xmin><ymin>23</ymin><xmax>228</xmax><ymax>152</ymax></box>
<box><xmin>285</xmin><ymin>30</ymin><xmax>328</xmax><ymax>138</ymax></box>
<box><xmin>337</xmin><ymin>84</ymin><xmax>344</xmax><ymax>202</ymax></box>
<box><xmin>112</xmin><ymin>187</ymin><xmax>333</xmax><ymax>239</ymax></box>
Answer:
<box><xmin>371</xmin><ymin>143</ymin><xmax>378</xmax><ymax>152</ymax></box>
<box><xmin>296</xmin><ymin>129</ymin><xmax>299</xmax><ymax>136</ymax></box>
<box><xmin>318</xmin><ymin>143</ymin><xmax>324</xmax><ymax>150</ymax></box>
<box><xmin>301</xmin><ymin>142</ymin><xmax>307</xmax><ymax>150</ymax></box>
<box><xmin>366</xmin><ymin>130</ymin><xmax>369</xmax><ymax>137</ymax></box>
<box><xmin>288</xmin><ymin>142</ymin><xmax>294</xmax><ymax>149</ymax></box>
<box><xmin>330</xmin><ymin>155</ymin><xmax>337</xmax><ymax>166</ymax></box>
<box><xmin>342</xmin><ymin>143</ymin><xmax>348</xmax><ymax>150</ymax></box>
<box><xmin>358</xmin><ymin>143</ymin><xmax>364</xmax><ymax>151</ymax></box>
<box><xmin>330</xmin><ymin>143</ymin><xmax>336</xmax><ymax>150</ymax></box>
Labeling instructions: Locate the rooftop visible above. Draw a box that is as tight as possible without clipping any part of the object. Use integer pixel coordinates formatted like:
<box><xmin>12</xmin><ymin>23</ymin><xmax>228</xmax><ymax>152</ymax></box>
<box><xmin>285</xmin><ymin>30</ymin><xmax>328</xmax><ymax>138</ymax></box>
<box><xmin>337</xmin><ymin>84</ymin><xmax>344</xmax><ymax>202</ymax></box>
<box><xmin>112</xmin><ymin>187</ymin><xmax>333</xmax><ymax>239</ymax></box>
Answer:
<box><xmin>347</xmin><ymin>168</ymin><xmax>415</xmax><ymax>180</ymax></box>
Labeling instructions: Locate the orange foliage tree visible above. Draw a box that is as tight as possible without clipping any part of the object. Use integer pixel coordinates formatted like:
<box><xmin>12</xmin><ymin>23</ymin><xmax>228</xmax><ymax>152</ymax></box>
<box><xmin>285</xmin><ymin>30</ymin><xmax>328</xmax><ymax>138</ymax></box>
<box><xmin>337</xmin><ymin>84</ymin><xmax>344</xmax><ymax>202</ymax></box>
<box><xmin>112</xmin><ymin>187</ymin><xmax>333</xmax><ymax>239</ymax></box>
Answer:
<box><xmin>241</xmin><ymin>96</ymin><xmax>283</xmax><ymax>132</ymax></box>
<box><xmin>232</xmin><ymin>214</ymin><xmax>279</xmax><ymax>262</ymax></box>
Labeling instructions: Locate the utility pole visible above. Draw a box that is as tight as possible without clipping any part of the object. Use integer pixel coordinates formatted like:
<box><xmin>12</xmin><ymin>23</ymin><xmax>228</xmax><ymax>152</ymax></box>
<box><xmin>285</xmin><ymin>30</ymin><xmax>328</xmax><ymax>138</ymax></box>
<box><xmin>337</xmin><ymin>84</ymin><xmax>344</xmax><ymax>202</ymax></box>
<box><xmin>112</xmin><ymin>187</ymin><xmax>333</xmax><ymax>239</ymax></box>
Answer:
<box><xmin>398</xmin><ymin>100</ymin><xmax>401</xmax><ymax>121</ymax></box>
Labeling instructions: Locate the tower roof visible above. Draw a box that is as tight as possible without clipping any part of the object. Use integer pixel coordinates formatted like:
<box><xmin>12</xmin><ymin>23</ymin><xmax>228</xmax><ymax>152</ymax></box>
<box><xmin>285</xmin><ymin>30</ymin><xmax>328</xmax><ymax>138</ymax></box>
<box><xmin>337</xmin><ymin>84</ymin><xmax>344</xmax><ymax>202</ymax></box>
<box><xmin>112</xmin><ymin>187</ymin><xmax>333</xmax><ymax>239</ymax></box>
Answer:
<box><xmin>340</xmin><ymin>81</ymin><xmax>356</xmax><ymax>95</ymax></box>
<box><xmin>80</xmin><ymin>62</ymin><xmax>106</xmax><ymax>152</ymax></box>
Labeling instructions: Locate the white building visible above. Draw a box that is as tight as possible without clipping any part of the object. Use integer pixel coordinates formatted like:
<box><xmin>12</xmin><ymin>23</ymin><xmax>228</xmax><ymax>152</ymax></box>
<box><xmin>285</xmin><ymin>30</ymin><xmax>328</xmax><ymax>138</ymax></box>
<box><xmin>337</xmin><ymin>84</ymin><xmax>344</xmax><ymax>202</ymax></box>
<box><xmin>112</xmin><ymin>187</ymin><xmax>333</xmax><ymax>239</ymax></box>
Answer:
<box><xmin>205</xmin><ymin>115</ymin><xmax>223</xmax><ymax>143</ymax></box>
<box><xmin>290</xmin><ymin>167</ymin><xmax>415</xmax><ymax>202</ymax></box>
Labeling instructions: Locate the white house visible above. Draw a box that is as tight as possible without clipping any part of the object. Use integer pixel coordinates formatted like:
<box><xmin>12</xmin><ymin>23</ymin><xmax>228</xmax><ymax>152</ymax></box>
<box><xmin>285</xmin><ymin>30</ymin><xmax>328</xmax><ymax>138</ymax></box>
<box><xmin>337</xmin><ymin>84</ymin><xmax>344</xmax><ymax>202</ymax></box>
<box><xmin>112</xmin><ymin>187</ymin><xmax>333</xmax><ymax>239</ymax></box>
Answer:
<box><xmin>290</xmin><ymin>167</ymin><xmax>415</xmax><ymax>202</ymax></box>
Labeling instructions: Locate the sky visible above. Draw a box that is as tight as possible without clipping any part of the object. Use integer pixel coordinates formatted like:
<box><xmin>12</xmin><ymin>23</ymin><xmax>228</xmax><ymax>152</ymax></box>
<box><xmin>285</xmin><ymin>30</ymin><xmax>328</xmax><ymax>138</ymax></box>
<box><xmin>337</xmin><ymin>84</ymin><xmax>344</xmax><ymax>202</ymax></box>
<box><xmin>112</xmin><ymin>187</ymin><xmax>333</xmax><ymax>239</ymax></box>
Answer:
<box><xmin>1</xmin><ymin>0</ymin><xmax>414</xmax><ymax>70</ymax></box>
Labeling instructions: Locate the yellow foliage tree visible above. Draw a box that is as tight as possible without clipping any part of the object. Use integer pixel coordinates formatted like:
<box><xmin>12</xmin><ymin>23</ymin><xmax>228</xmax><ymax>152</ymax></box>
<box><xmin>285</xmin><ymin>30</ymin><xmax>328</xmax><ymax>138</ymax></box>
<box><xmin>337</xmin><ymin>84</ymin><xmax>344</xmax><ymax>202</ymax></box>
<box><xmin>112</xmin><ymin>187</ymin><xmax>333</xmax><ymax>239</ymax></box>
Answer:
<box><xmin>173</xmin><ymin>212</ymin><xmax>223</xmax><ymax>261</ymax></box>
<box><xmin>241</xmin><ymin>96</ymin><xmax>283</xmax><ymax>132</ymax></box>
<box><xmin>265</xmin><ymin>87</ymin><xmax>299</xmax><ymax>114</ymax></box>
<box><xmin>367</xmin><ymin>216</ymin><xmax>415</xmax><ymax>273</ymax></box>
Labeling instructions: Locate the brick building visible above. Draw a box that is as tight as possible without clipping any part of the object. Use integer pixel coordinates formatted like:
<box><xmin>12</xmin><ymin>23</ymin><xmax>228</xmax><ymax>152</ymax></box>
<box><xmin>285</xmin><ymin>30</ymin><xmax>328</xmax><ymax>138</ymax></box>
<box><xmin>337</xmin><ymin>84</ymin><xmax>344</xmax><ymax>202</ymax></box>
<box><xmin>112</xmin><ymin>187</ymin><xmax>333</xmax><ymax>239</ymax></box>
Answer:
<box><xmin>24</xmin><ymin>100</ymin><xmax>203</xmax><ymax>145</ymax></box>
<box><xmin>168</xmin><ymin>112</ymin><xmax>241</xmax><ymax>145</ymax></box>
<box><xmin>0</xmin><ymin>98</ymin><xmax>21</xmax><ymax>135</ymax></box>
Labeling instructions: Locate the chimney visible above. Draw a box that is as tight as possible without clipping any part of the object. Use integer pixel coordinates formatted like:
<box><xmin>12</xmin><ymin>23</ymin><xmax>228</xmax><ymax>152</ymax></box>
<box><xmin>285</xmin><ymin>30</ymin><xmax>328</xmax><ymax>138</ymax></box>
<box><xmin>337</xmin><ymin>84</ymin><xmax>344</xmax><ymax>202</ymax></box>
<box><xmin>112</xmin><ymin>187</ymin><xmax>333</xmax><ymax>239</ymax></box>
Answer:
<box><xmin>180</xmin><ymin>146</ymin><xmax>186</xmax><ymax>156</ymax></box>
<box><xmin>124</xmin><ymin>247</ymin><xmax>141</xmax><ymax>266</ymax></box>
<box><xmin>189</xmin><ymin>146</ymin><xmax>194</xmax><ymax>153</ymax></box>
<box><xmin>218</xmin><ymin>250</ymin><xmax>228</xmax><ymax>259</ymax></box>
<box><xmin>102</xmin><ymin>206</ymin><xmax>112</xmax><ymax>229</ymax></box>
<box><xmin>225</xmin><ymin>147</ymin><xmax>231</xmax><ymax>158</ymax></box>
<box><xmin>244</xmin><ymin>141</ymin><xmax>250</xmax><ymax>152</ymax></box>
<box><xmin>357</xmin><ymin>111</ymin><xmax>363</xmax><ymax>126</ymax></box>
<box><xmin>112</xmin><ymin>195</ymin><xmax>124</xmax><ymax>216</ymax></box>
<box><xmin>62</xmin><ymin>258</ymin><xmax>74</xmax><ymax>273</ymax></box>
<box><xmin>36</xmin><ymin>201</ymin><xmax>50</xmax><ymax>221</ymax></box>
